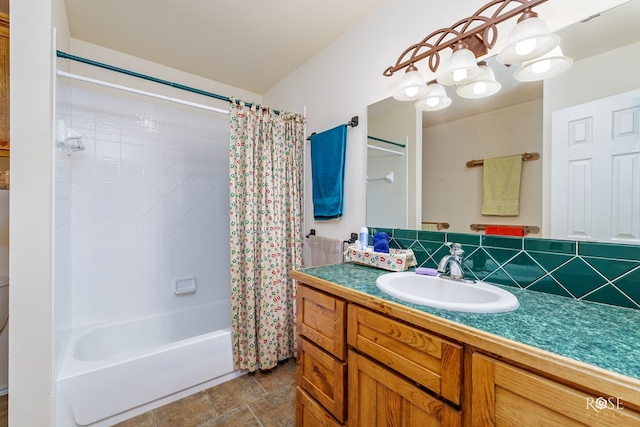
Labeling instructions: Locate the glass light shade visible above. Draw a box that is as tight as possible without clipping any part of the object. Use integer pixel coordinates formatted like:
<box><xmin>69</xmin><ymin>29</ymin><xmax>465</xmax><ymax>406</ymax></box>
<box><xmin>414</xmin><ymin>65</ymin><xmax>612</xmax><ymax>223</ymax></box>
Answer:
<box><xmin>497</xmin><ymin>16</ymin><xmax>560</xmax><ymax>64</ymax></box>
<box><xmin>514</xmin><ymin>46</ymin><xmax>573</xmax><ymax>82</ymax></box>
<box><xmin>456</xmin><ymin>65</ymin><xmax>502</xmax><ymax>99</ymax></box>
<box><xmin>393</xmin><ymin>67</ymin><xmax>430</xmax><ymax>101</ymax></box>
<box><xmin>415</xmin><ymin>84</ymin><xmax>452</xmax><ymax>111</ymax></box>
<box><xmin>436</xmin><ymin>45</ymin><xmax>483</xmax><ymax>86</ymax></box>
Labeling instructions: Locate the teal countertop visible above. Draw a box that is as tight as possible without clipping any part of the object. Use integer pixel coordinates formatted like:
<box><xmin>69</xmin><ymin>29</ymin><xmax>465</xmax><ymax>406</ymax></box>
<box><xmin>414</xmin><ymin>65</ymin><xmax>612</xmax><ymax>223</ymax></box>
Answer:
<box><xmin>297</xmin><ymin>262</ymin><xmax>640</xmax><ymax>381</ymax></box>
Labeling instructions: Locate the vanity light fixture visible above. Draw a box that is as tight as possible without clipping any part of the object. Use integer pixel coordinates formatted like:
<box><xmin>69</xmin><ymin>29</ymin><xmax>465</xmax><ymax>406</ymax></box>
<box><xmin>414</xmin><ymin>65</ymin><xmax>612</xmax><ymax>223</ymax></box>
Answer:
<box><xmin>383</xmin><ymin>0</ymin><xmax>571</xmax><ymax>111</ymax></box>
<box><xmin>392</xmin><ymin>63</ymin><xmax>431</xmax><ymax>101</ymax></box>
<box><xmin>436</xmin><ymin>42</ymin><xmax>484</xmax><ymax>86</ymax></box>
<box><xmin>513</xmin><ymin>46</ymin><xmax>573</xmax><ymax>81</ymax></box>
<box><xmin>415</xmin><ymin>83</ymin><xmax>452</xmax><ymax>111</ymax></box>
<box><xmin>496</xmin><ymin>8</ymin><xmax>560</xmax><ymax>65</ymax></box>
<box><xmin>456</xmin><ymin>62</ymin><xmax>502</xmax><ymax>99</ymax></box>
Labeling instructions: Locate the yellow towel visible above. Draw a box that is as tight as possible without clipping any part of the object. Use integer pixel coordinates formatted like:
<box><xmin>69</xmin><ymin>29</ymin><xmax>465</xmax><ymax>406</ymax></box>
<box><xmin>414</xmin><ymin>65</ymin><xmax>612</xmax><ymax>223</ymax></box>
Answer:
<box><xmin>482</xmin><ymin>155</ymin><xmax>523</xmax><ymax>216</ymax></box>
<box><xmin>421</xmin><ymin>223</ymin><xmax>439</xmax><ymax>231</ymax></box>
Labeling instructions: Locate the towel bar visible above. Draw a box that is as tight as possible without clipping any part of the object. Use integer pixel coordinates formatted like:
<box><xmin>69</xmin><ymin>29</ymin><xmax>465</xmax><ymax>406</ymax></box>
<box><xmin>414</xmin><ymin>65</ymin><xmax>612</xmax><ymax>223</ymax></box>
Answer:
<box><xmin>307</xmin><ymin>116</ymin><xmax>359</xmax><ymax>141</ymax></box>
<box><xmin>421</xmin><ymin>221</ymin><xmax>449</xmax><ymax>230</ymax></box>
<box><xmin>466</xmin><ymin>152</ymin><xmax>540</xmax><ymax>168</ymax></box>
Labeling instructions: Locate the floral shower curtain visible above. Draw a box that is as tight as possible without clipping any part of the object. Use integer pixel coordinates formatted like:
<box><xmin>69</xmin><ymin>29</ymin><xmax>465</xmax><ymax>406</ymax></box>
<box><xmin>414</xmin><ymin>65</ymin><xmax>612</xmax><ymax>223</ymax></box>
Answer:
<box><xmin>229</xmin><ymin>100</ymin><xmax>305</xmax><ymax>371</ymax></box>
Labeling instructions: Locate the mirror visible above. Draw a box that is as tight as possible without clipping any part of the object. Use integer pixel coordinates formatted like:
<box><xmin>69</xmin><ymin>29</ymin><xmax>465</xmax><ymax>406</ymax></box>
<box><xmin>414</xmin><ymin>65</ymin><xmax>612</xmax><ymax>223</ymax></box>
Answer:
<box><xmin>367</xmin><ymin>0</ymin><xmax>640</xmax><ymax>242</ymax></box>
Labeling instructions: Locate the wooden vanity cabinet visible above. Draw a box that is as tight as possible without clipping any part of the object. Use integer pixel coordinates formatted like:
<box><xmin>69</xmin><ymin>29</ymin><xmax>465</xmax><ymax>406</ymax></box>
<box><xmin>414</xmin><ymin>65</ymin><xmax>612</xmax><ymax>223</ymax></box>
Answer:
<box><xmin>471</xmin><ymin>353</ymin><xmax>640</xmax><ymax>427</ymax></box>
<box><xmin>294</xmin><ymin>275</ymin><xmax>640</xmax><ymax>426</ymax></box>
<box><xmin>296</xmin><ymin>283</ymin><xmax>463</xmax><ymax>426</ymax></box>
<box><xmin>296</xmin><ymin>285</ymin><xmax>347</xmax><ymax>425</ymax></box>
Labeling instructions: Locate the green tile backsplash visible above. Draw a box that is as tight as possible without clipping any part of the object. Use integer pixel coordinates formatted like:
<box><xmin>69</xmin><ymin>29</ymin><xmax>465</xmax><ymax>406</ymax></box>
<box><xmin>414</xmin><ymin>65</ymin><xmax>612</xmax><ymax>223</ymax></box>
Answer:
<box><xmin>370</xmin><ymin>227</ymin><xmax>640</xmax><ymax>310</ymax></box>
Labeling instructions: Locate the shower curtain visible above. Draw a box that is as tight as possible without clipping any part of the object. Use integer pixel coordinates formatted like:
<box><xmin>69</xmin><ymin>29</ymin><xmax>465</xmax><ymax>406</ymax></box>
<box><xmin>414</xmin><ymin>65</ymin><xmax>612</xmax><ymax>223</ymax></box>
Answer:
<box><xmin>229</xmin><ymin>100</ymin><xmax>305</xmax><ymax>371</ymax></box>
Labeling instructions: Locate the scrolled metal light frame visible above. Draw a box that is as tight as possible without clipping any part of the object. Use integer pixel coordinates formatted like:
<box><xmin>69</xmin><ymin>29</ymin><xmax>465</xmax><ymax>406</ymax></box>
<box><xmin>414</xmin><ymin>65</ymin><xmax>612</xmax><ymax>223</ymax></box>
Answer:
<box><xmin>383</xmin><ymin>0</ymin><xmax>548</xmax><ymax>77</ymax></box>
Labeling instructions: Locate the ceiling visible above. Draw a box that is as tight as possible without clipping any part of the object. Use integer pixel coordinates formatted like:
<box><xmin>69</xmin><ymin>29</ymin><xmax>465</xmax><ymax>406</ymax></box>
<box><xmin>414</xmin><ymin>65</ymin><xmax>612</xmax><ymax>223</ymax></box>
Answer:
<box><xmin>63</xmin><ymin>0</ymin><xmax>388</xmax><ymax>94</ymax></box>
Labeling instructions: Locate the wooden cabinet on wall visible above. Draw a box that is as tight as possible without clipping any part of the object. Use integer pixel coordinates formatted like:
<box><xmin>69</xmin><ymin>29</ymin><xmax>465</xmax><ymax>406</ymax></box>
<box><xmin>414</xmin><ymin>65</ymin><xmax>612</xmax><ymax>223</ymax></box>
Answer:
<box><xmin>0</xmin><ymin>14</ymin><xmax>8</xmax><ymax>157</ymax></box>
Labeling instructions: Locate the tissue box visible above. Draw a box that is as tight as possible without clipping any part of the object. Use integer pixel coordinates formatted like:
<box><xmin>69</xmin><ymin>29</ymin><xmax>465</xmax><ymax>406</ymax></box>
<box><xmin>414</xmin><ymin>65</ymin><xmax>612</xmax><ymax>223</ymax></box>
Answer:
<box><xmin>344</xmin><ymin>246</ymin><xmax>416</xmax><ymax>271</ymax></box>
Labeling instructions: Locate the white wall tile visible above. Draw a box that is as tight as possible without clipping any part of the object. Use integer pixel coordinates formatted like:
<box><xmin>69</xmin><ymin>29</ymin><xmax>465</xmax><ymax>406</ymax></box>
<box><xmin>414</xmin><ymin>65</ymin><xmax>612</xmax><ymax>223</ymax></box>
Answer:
<box><xmin>57</xmin><ymin>86</ymin><xmax>231</xmax><ymax>329</ymax></box>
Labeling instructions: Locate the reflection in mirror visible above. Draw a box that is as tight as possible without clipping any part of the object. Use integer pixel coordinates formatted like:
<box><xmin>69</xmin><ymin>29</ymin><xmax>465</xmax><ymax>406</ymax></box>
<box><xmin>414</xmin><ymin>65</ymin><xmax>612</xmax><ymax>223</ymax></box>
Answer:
<box><xmin>366</xmin><ymin>98</ymin><xmax>420</xmax><ymax>229</ymax></box>
<box><xmin>366</xmin><ymin>0</ymin><xmax>640</xmax><ymax>243</ymax></box>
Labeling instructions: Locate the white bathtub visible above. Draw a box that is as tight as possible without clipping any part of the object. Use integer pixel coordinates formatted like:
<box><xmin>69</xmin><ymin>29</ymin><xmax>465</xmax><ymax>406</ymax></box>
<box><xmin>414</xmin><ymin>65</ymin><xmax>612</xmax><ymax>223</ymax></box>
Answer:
<box><xmin>56</xmin><ymin>300</ymin><xmax>240</xmax><ymax>426</ymax></box>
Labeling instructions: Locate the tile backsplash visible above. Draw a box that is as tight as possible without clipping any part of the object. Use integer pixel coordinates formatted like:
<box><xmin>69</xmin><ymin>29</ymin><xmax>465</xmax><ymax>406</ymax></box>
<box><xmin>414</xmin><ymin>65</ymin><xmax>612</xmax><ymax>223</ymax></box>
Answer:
<box><xmin>371</xmin><ymin>228</ymin><xmax>640</xmax><ymax>310</ymax></box>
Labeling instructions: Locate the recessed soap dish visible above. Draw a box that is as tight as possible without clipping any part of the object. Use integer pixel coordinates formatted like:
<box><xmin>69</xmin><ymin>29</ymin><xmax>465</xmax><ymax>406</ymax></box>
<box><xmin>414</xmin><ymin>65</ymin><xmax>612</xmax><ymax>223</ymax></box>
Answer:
<box><xmin>173</xmin><ymin>276</ymin><xmax>196</xmax><ymax>295</ymax></box>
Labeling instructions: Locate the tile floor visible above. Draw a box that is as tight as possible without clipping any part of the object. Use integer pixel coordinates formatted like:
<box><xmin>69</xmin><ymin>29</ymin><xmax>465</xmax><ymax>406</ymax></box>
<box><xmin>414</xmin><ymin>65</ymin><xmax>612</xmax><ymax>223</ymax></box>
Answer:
<box><xmin>114</xmin><ymin>357</ymin><xmax>296</xmax><ymax>427</ymax></box>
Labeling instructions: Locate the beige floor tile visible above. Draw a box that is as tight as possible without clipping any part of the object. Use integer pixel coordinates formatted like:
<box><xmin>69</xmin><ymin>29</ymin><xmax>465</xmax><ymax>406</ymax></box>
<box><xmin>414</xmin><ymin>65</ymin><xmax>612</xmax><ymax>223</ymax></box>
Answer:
<box><xmin>249</xmin><ymin>385</ymin><xmax>296</xmax><ymax>427</ymax></box>
<box><xmin>152</xmin><ymin>391</ymin><xmax>217</xmax><ymax>427</ymax></box>
<box><xmin>253</xmin><ymin>358</ymin><xmax>297</xmax><ymax>394</ymax></box>
<box><xmin>112</xmin><ymin>411</ymin><xmax>155</xmax><ymax>427</ymax></box>
<box><xmin>206</xmin><ymin>374</ymin><xmax>267</xmax><ymax>414</ymax></box>
<box><xmin>200</xmin><ymin>406</ymin><xmax>261</xmax><ymax>427</ymax></box>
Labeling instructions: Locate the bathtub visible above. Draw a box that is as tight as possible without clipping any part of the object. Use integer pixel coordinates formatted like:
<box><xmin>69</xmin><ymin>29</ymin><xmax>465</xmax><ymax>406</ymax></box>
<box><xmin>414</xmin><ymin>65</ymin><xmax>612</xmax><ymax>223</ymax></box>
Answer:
<box><xmin>57</xmin><ymin>300</ymin><xmax>240</xmax><ymax>426</ymax></box>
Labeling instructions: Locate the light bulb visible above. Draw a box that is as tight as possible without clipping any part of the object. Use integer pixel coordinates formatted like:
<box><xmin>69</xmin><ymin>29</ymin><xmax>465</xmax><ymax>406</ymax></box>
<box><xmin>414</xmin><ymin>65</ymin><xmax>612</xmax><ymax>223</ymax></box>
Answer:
<box><xmin>515</xmin><ymin>38</ymin><xmax>537</xmax><ymax>56</ymax></box>
<box><xmin>453</xmin><ymin>68</ymin><xmax>468</xmax><ymax>82</ymax></box>
<box><xmin>532</xmin><ymin>59</ymin><xmax>551</xmax><ymax>74</ymax></box>
<box><xmin>473</xmin><ymin>81</ymin><xmax>487</xmax><ymax>95</ymax></box>
<box><xmin>404</xmin><ymin>86</ymin><xmax>419</xmax><ymax>98</ymax></box>
<box><xmin>426</xmin><ymin>97</ymin><xmax>439</xmax><ymax>107</ymax></box>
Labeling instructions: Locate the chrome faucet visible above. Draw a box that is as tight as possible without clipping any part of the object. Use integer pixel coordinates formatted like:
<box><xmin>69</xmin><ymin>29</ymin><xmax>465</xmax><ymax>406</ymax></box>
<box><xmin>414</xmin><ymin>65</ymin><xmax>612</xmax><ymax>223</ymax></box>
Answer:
<box><xmin>438</xmin><ymin>242</ymin><xmax>473</xmax><ymax>282</ymax></box>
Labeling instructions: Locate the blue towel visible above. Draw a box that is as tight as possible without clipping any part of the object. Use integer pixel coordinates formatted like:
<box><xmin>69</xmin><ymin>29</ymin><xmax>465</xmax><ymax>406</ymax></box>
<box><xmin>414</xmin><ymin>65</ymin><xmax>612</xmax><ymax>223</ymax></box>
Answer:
<box><xmin>310</xmin><ymin>125</ymin><xmax>347</xmax><ymax>220</ymax></box>
<box><xmin>373</xmin><ymin>232</ymin><xmax>389</xmax><ymax>254</ymax></box>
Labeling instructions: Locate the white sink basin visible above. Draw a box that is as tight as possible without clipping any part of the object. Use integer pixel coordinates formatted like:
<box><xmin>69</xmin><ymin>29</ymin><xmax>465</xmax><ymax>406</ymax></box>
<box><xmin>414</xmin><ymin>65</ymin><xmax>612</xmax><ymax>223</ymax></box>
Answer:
<box><xmin>376</xmin><ymin>271</ymin><xmax>519</xmax><ymax>313</ymax></box>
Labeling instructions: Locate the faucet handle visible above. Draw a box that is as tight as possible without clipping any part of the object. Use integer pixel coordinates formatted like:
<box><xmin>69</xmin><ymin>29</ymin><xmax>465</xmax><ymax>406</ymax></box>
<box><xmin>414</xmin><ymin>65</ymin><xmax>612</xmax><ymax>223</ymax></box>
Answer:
<box><xmin>446</xmin><ymin>242</ymin><xmax>462</xmax><ymax>252</ymax></box>
<box><xmin>446</xmin><ymin>242</ymin><xmax>464</xmax><ymax>257</ymax></box>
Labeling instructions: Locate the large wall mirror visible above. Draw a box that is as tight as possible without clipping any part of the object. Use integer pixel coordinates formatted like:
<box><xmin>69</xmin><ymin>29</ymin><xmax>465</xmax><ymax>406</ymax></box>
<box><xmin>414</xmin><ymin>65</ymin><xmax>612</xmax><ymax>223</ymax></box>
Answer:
<box><xmin>367</xmin><ymin>0</ymin><xmax>640</xmax><ymax>243</ymax></box>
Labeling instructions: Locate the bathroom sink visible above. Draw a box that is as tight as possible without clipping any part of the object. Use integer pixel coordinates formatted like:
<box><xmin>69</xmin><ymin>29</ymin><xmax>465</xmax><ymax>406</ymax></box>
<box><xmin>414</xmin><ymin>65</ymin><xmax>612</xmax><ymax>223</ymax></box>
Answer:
<box><xmin>376</xmin><ymin>271</ymin><xmax>519</xmax><ymax>313</ymax></box>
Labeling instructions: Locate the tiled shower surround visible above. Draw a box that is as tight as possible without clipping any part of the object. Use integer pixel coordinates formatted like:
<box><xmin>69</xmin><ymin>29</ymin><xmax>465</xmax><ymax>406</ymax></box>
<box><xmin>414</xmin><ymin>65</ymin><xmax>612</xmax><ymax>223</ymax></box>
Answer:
<box><xmin>371</xmin><ymin>228</ymin><xmax>640</xmax><ymax>310</ymax></box>
<box><xmin>55</xmin><ymin>82</ymin><xmax>231</xmax><ymax>331</ymax></box>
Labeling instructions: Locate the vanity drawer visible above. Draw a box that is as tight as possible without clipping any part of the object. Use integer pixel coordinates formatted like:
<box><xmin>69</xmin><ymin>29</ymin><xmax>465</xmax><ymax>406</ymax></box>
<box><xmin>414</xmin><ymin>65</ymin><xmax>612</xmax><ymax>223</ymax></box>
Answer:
<box><xmin>297</xmin><ymin>285</ymin><xmax>347</xmax><ymax>360</ymax></box>
<box><xmin>297</xmin><ymin>338</ymin><xmax>347</xmax><ymax>422</ymax></box>
<box><xmin>347</xmin><ymin>304</ymin><xmax>462</xmax><ymax>405</ymax></box>
<box><xmin>296</xmin><ymin>387</ymin><xmax>343</xmax><ymax>427</ymax></box>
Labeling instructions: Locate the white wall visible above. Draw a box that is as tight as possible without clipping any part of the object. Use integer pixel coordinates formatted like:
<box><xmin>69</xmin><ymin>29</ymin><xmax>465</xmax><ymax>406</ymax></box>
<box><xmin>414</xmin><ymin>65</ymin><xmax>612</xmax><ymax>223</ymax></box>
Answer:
<box><xmin>10</xmin><ymin>0</ymin><xmax>63</xmax><ymax>423</ymax></box>
<box><xmin>263</xmin><ymin>0</ymin><xmax>629</xmax><ymax>242</ymax></box>
<box><xmin>423</xmin><ymin>99</ymin><xmax>543</xmax><ymax>232</ymax></box>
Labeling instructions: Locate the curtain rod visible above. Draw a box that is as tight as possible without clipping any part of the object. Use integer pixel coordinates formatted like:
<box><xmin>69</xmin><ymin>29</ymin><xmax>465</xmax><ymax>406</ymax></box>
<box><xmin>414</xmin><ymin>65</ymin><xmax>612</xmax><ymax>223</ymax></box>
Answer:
<box><xmin>57</xmin><ymin>70</ymin><xmax>230</xmax><ymax>115</ymax></box>
<box><xmin>55</xmin><ymin>50</ymin><xmax>280</xmax><ymax>114</ymax></box>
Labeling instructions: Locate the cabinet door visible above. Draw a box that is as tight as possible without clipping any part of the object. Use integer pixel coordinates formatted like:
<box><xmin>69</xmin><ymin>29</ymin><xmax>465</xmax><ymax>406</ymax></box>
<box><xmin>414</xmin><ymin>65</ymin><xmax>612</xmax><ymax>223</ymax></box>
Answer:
<box><xmin>348</xmin><ymin>304</ymin><xmax>462</xmax><ymax>405</ymax></box>
<box><xmin>348</xmin><ymin>350</ymin><xmax>461</xmax><ymax>427</ymax></box>
<box><xmin>297</xmin><ymin>285</ymin><xmax>346</xmax><ymax>360</ymax></box>
<box><xmin>472</xmin><ymin>353</ymin><xmax>640</xmax><ymax>426</ymax></box>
